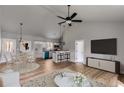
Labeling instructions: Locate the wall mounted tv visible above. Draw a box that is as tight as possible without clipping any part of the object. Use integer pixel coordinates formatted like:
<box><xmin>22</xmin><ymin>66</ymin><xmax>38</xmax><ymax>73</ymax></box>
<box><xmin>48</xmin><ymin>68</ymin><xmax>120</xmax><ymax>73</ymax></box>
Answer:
<box><xmin>91</xmin><ymin>38</ymin><xmax>117</xmax><ymax>55</ymax></box>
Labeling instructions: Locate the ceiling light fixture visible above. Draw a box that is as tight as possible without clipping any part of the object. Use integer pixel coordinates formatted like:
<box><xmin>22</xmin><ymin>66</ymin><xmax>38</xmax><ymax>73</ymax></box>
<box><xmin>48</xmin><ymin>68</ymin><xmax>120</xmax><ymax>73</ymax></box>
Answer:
<box><xmin>66</xmin><ymin>20</ymin><xmax>71</xmax><ymax>24</ymax></box>
<box><xmin>57</xmin><ymin>5</ymin><xmax>82</xmax><ymax>26</ymax></box>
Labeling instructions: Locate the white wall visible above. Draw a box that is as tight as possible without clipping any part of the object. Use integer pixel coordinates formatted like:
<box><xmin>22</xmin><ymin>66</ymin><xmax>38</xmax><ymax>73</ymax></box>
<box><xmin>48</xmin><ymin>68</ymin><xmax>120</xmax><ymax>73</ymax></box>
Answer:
<box><xmin>0</xmin><ymin>28</ymin><xmax>1</xmax><ymax>54</ymax></box>
<box><xmin>1</xmin><ymin>31</ymin><xmax>55</xmax><ymax>50</ymax></box>
<box><xmin>2</xmin><ymin>31</ymin><xmax>51</xmax><ymax>41</ymax></box>
<box><xmin>0</xmin><ymin>8</ymin><xmax>2</xmax><ymax>56</ymax></box>
<box><xmin>63</xmin><ymin>22</ymin><xmax>124</xmax><ymax>74</ymax></box>
<box><xmin>0</xmin><ymin>31</ymin><xmax>56</xmax><ymax>63</ymax></box>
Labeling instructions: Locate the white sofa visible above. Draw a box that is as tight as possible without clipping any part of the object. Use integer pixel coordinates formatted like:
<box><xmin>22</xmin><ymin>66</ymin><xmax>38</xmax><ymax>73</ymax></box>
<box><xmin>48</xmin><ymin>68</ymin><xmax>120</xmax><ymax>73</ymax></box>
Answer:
<box><xmin>0</xmin><ymin>69</ymin><xmax>21</xmax><ymax>87</ymax></box>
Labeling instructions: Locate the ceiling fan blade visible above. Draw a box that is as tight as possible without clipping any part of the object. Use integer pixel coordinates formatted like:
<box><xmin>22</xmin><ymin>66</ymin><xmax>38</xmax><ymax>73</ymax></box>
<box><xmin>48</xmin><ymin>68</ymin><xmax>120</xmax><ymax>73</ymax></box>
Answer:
<box><xmin>72</xmin><ymin>20</ymin><xmax>82</xmax><ymax>22</ymax></box>
<box><xmin>57</xmin><ymin>16</ymin><xmax>66</xmax><ymax>20</ymax></box>
<box><xmin>70</xmin><ymin>13</ymin><xmax>77</xmax><ymax>19</ymax></box>
<box><xmin>58</xmin><ymin>21</ymin><xmax>66</xmax><ymax>25</ymax></box>
<box><xmin>68</xmin><ymin>23</ymin><xmax>72</xmax><ymax>26</ymax></box>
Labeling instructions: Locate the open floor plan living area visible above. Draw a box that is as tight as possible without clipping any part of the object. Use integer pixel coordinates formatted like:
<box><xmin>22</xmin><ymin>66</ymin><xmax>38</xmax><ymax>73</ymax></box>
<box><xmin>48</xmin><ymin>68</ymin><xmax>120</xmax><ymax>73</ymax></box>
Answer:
<box><xmin>0</xmin><ymin>5</ymin><xmax>124</xmax><ymax>87</ymax></box>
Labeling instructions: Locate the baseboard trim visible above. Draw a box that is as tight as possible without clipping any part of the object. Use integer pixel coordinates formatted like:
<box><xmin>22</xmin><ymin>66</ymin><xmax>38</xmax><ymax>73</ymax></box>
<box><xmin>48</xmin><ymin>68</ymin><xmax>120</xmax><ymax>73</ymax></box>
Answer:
<box><xmin>120</xmin><ymin>71</ymin><xmax>124</xmax><ymax>75</ymax></box>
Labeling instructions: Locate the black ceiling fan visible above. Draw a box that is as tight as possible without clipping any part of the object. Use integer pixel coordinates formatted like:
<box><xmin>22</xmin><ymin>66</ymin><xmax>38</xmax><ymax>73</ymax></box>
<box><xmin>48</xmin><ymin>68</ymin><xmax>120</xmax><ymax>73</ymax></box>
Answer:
<box><xmin>57</xmin><ymin>5</ymin><xmax>82</xmax><ymax>26</ymax></box>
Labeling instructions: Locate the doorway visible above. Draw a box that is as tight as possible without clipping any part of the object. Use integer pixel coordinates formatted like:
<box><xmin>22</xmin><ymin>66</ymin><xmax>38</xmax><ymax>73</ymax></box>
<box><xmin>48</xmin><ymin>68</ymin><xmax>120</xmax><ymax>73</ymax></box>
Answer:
<box><xmin>75</xmin><ymin>40</ymin><xmax>84</xmax><ymax>63</ymax></box>
<box><xmin>34</xmin><ymin>41</ymin><xmax>45</xmax><ymax>58</ymax></box>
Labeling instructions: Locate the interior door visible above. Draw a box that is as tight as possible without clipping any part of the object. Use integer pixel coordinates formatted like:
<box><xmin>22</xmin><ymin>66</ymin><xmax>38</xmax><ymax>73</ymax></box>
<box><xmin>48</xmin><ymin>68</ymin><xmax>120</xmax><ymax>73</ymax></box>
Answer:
<box><xmin>75</xmin><ymin>40</ymin><xmax>84</xmax><ymax>63</ymax></box>
<box><xmin>34</xmin><ymin>43</ymin><xmax>43</xmax><ymax>58</ymax></box>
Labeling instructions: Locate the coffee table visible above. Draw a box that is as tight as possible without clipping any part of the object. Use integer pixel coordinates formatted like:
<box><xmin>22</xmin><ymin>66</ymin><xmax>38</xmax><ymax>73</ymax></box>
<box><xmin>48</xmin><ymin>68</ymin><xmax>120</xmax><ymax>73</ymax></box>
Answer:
<box><xmin>54</xmin><ymin>72</ymin><xmax>92</xmax><ymax>87</ymax></box>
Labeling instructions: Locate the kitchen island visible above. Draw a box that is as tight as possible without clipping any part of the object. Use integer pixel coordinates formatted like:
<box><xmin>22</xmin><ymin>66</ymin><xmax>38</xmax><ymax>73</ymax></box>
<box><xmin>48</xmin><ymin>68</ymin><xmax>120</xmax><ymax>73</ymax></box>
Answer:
<box><xmin>52</xmin><ymin>51</ymin><xmax>70</xmax><ymax>63</ymax></box>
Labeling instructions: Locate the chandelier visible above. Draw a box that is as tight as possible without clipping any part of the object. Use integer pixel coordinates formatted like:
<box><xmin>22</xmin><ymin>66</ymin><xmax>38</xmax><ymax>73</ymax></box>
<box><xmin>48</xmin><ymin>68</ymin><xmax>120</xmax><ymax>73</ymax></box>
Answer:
<box><xmin>18</xmin><ymin>22</ymin><xmax>24</xmax><ymax>53</ymax></box>
<box><xmin>19</xmin><ymin>22</ymin><xmax>29</xmax><ymax>52</ymax></box>
<box><xmin>19</xmin><ymin>22</ymin><xmax>23</xmax><ymax>43</ymax></box>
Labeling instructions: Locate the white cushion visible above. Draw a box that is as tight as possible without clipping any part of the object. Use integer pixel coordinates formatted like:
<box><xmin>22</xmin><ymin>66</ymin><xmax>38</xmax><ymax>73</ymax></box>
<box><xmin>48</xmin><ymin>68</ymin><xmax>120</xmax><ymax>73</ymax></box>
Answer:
<box><xmin>0</xmin><ymin>71</ymin><xmax>21</xmax><ymax>87</ymax></box>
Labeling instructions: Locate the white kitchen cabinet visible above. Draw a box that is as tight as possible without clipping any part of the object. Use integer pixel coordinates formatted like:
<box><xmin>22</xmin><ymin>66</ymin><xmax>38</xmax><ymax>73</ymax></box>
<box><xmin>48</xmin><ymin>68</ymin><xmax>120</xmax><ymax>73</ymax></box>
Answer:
<box><xmin>52</xmin><ymin>51</ymin><xmax>70</xmax><ymax>63</ymax></box>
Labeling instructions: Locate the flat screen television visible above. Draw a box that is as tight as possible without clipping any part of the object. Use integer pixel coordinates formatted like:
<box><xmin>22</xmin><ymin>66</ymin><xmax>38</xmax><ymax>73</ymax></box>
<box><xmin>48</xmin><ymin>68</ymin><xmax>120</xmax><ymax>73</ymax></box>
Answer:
<box><xmin>91</xmin><ymin>38</ymin><xmax>117</xmax><ymax>55</ymax></box>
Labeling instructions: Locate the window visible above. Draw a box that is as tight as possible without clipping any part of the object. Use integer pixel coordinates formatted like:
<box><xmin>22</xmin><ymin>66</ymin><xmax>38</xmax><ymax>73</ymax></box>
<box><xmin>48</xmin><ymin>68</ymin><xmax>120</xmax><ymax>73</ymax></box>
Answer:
<box><xmin>0</xmin><ymin>39</ymin><xmax>16</xmax><ymax>63</ymax></box>
<box><xmin>2</xmin><ymin>39</ymin><xmax>16</xmax><ymax>55</ymax></box>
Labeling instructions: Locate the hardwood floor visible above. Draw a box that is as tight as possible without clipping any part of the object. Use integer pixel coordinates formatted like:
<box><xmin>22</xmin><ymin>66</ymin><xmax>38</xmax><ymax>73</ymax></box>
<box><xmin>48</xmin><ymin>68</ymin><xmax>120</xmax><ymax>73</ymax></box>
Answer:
<box><xmin>20</xmin><ymin>59</ymin><xmax>74</xmax><ymax>83</ymax></box>
<box><xmin>0</xmin><ymin>59</ymin><xmax>124</xmax><ymax>86</ymax></box>
<box><xmin>119</xmin><ymin>75</ymin><xmax>124</xmax><ymax>83</ymax></box>
<box><xmin>21</xmin><ymin>59</ymin><xmax>124</xmax><ymax>85</ymax></box>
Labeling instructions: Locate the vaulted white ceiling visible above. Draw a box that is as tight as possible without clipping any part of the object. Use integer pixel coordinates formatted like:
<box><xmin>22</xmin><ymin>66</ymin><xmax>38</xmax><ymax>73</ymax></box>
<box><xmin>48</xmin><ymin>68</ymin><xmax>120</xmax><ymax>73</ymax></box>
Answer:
<box><xmin>0</xmin><ymin>5</ymin><xmax>124</xmax><ymax>39</ymax></box>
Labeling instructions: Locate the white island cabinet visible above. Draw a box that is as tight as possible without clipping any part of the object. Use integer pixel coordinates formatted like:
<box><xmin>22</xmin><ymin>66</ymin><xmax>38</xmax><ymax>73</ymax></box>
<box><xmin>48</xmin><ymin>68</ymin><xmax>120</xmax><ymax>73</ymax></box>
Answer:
<box><xmin>52</xmin><ymin>51</ymin><xmax>70</xmax><ymax>63</ymax></box>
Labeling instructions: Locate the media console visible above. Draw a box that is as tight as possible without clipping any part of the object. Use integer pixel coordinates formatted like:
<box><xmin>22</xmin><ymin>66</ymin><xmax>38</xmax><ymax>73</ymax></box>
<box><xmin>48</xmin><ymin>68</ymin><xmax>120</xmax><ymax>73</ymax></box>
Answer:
<box><xmin>86</xmin><ymin>57</ymin><xmax>120</xmax><ymax>74</ymax></box>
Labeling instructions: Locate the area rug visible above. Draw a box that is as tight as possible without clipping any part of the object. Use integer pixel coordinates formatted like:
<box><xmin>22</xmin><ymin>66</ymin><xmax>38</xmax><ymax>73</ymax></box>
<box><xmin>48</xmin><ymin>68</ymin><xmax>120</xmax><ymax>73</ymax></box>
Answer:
<box><xmin>12</xmin><ymin>63</ymin><xmax>40</xmax><ymax>74</ymax></box>
<box><xmin>21</xmin><ymin>68</ymin><xmax>106</xmax><ymax>87</ymax></box>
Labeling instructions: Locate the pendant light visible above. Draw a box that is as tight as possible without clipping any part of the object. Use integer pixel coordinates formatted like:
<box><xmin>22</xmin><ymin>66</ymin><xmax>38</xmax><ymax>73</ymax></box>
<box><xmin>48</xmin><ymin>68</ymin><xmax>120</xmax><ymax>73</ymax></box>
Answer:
<box><xmin>18</xmin><ymin>22</ymin><xmax>23</xmax><ymax>53</ymax></box>
<box><xmin>19</xmin><ymin>22</ymin><xmax>23</xmax><ymax>43</ymax></box>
